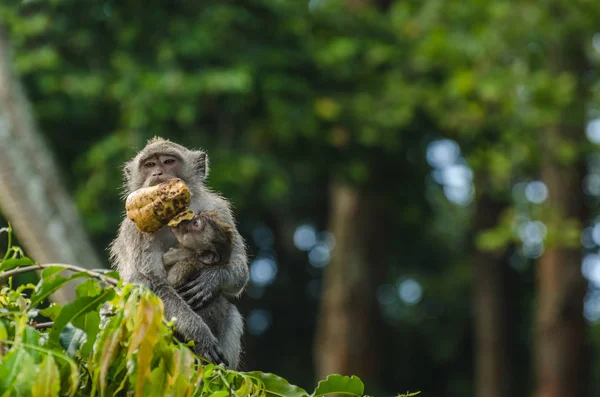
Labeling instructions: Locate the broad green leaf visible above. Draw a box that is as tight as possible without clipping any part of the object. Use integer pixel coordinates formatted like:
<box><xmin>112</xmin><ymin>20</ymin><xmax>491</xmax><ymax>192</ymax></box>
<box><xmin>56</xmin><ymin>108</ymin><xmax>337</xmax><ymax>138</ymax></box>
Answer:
<box><xmin>32</xmin><ymin>355</ymin><xmax>60</xmax><ymax>397</ymax></box>
<box><xmin>75</xmin><ymin>279</ymin><xmax>102</xmax><ymax>298</ymax></box>
<box><xmin>72</xmin><ymin>309</ymin><xmax>101</xmax><ymax>357</ymax></box>
<box><xmin>126</xmin><ymin>293</ymin><xmax>164</xmax><ymax>397</ymax></box>
<box><xmin>22</xmin><ymin>325</ymin><xmax>41</xmax><ymax>361</ymax></box>
<box><xmin>40</xmin><ymin>303</ymin><xmax>62</xmax><ymax>320</ymax></box>
<box><xmin>147</xmin><ymin>366</ymin><xmax>168</xmax><ymax>397</ymax></box>
<box><xmin>0</xmin><ymin>348</ymin><xmax>36</xmax><ymax>396</ymax></box>
<box><xmin>103</xmin><ymin>270</ymin><xmax>121</xmax><ymax>280</ymax></box>
<box><xmin>312</xmin><ymin>375</ymin><xmax>364</xmax><ymax>397</ymax></box>
<box><xmin>167</xmin><ymin>345</ymin><xmax>195</xmax><ymax>396</ymax></box>
<box><xmin>91</xmin><ymin>311</ymin><xmax>125</xmax><ymax>397</ymax></box>
<box><xmin>244</xmin><ymin>372</ymin><xmax>309</xmax><ymax>397</ymax></box>
<box><xmin>0</xmin><ymin>256</ymin><xmax>35</xmax><ymax>271</ymax></box>
<box><xmin>41</xmin><ymin>266</ymin><xmax>65</xmax><ymax>278</ymax></box>
<box><xmin>49</xmin><ymin>289</ymin><xmax>114</xmax><ymax>345</ymax></box>
<box><xmin>235</xmin><ymin>378</ymin><xmax>253</xmax><ymax>397</ymax></box>
<box><xmin>0</xmin><ymin>320</ymin><xmax>7</xmax><ymax>341</ymax></box>
<box><xmin>29</xmin><ymin>269</ymin><xmax>89</xmax><ymax>308</ymax></box>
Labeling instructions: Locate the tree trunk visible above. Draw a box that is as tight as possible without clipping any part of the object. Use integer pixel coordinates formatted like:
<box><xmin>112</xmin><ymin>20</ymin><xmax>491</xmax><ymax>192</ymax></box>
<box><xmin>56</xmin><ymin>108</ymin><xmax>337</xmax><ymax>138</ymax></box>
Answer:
<box><xmin>314</xmin><ymin>181</ymin><xmax>380</xmax><ymax>383</ymax></box>
<box><xmin>0</xmin><ymin>28</ymin><xmax>102</xmax><ymax>303</ymax></box>
<box><xmin>473</xmin><ymin>193</ymin><xmax>512</xmax><ymax>397</ymax></box>
<box><xmin>534</xmin><ymin>125</ymin><xmax>586</xmax><ymax>397</ymax></box>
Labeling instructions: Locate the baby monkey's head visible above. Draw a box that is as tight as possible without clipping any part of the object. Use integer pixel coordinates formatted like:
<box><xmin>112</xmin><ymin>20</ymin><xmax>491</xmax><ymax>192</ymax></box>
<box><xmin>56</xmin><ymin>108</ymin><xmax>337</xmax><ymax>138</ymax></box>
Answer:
<box><xmin>172</xmin><ymin>211</ymin><xmax>234</xmax><ymax>266</ymax></box>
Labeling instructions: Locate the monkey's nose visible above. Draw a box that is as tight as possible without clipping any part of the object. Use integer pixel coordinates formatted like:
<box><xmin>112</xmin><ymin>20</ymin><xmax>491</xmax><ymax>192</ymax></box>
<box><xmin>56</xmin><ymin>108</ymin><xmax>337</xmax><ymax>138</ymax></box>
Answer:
<box><xmin>152</xmin><ymin>171</ymin><xmax>163</xmax><ymax>177</ymax></box>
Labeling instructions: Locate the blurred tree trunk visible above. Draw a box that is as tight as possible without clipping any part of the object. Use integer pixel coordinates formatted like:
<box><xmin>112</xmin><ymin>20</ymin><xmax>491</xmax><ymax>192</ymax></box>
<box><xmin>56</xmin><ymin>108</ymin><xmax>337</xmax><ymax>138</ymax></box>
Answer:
<box><xmin>314</xmin><ymin>181</ymin><xmax>381</xmax><ymax>384</ymax></box>
<box><xmin>535</xmin><ymin>126</ymin><xmax>586</xmax><ymax>397</ymax></box>
<box><xmin>0</xmin><ymin>28</ymin><xmax>102</xmax><ymax>303</ymax></box>
<box><xmin>472</xmin><ymin>192</ymin><xmax>512</xmax><ymax>397</ymax></box>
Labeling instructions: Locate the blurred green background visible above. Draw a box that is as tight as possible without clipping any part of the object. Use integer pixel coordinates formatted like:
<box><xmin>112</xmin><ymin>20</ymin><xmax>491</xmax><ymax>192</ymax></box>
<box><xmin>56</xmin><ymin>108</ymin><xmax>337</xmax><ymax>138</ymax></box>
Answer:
<box><xmin>2</xmin><ymin>0</ymin><xmax>600</xmax><ymax>396</ymax></box>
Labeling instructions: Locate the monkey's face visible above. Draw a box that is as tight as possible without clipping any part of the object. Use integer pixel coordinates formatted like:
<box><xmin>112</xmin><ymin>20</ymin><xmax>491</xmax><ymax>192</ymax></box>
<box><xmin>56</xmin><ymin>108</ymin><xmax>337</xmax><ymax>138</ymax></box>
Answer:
<box><xmin>171</xmin><ymin>216</ymin><xmax>211</xmax><ymax>250</ymax></box>
<box><xmin>124</xmin><ymin>139</ymin><xmax>209</xmax><ymax>192</ymax></box>
<box><xmin>139</xmin><ymin>154</ymin><xmax>182</xmax><ymax>187</ymax></box>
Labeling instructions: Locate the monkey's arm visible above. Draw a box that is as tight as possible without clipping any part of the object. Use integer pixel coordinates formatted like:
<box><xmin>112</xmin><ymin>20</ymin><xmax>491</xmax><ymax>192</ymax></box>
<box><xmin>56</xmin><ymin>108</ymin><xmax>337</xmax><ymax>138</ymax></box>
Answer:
<box><xmin>179</xmin><ymin>199</ymin><xmax>249</xmax><ymax>309</ymax></box>
<box><xmin>163</xmin><ymin>246</ymin><xmax>194</xmax><ymax>267</ymax></box>
<box><xmin>131</xmin><ymin>271</ymin><xmax>227</xmax><ymax>365</ymax></box>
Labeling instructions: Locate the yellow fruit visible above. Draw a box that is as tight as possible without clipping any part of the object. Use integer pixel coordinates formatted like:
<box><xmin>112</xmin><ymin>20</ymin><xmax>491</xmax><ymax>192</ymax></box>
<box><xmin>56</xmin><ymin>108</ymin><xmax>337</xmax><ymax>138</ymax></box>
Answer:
<box><xmin>125</xmin><ymin>178</ymin><xmax>194</xmax><ymax>233</ymax></box>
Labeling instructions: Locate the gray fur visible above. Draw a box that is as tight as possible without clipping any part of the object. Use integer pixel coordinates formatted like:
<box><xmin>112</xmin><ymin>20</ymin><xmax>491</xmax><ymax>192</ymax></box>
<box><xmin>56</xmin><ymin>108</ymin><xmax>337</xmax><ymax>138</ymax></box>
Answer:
<box><xmin>109</xmin><ymin>137</ymin><xmax>249</xmax><ymax>367</ymax></box>
<box><xmin>164</xmin><ymin>250</ymin><xmax>244</xmax><ymax>368</ymax></box>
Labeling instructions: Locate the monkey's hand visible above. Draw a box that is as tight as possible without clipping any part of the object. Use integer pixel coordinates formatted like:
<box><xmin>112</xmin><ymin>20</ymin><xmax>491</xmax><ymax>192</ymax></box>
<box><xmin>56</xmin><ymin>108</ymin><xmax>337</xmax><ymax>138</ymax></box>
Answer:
<box><xmin>177</xmin><ymin>271</ymin><xmax>220</xmax><ymax>312</ymax></box>
<box><xmin>194</xmin><ymin>334</ymin><xmax>229</xmax><ymax>367</ymax></box>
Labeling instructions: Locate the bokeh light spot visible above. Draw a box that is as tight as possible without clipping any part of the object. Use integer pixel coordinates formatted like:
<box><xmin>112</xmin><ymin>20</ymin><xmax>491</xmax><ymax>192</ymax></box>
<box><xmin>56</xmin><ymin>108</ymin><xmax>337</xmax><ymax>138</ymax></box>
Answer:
<box><xmin>397</xmin><ymin>278</ymin><xmax>423</xmax><ymax>306</ymax></box>
<box><xmin>426</xmin><ymin>139</ymin><xmax>460</xmax><ymax>169</ymax></box>
<box><xmin>584</xmin><ymin>174</ymin><xmax>600</xmax><ymax>196</ymax></box>
<box><xmin>584</xmin><ymin>290</ymin><xmax>600</xmax><ymax>323</ymax></box>
<box><xmin>294</xmin><ymin>224</ymin><xmax>317</xmax><ymax>251</ymax></box>
<box><xmin>587</xmin><ymin>119</ymin><xmax>600</xmax><ymax>144</ymax></box>
<box><xmin>247</xmin><ymin>309</ymin><xmax>272</xmax><ymax>335</ymax></box>
<box><xmin>582</xmin><ymin>254</ymin><xmax>600</xmax><ymax>288</ymax></box>
<box><xmin>250</xmin><ymin>257</ymin><xmax>278</xmax><ymax>287</ymax></box>
<box><xmin>525</xmin><ymin>181</ymin><xmax>548</xmax><ymax>204</ymax></box>
<box><xmin>309</xmin><ymin>243</ymin><xmax>331</xmax><ymax>268</ymax></box>
<box><xmin>443</xmin><ymin>184</ymin><xmax>474</xmax><ymax>206</ymax></box>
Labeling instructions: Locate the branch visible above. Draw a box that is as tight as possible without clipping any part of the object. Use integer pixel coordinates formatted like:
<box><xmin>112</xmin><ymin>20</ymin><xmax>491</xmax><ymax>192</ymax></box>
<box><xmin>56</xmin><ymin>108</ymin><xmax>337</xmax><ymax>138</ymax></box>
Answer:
<box><xmin>0</xmin><ymin>263</ymin><xmax>119</xmax><ymax>286</ymax></box>
<box><xmin>32</xmin><ymin>322</ymin><xmax>53</xmax><ymax>329</ymax></box>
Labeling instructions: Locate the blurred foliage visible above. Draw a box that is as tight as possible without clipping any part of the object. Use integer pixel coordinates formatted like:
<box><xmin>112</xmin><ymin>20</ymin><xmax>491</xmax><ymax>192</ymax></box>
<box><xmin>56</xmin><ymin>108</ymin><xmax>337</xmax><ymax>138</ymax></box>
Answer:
<box><xmin>0</xmin><ymin>226</ymin><xmax>368</xmax><ymax>397</ymax></box>
<box><xmin>2</xmin><ymin>0</ymin><xmax>600</xmax><ymax>395</ymax></box>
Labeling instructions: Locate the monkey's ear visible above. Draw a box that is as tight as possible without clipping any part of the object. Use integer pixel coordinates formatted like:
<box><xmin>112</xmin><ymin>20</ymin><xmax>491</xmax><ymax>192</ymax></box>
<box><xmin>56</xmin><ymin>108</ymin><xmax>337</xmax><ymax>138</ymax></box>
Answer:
<box><xmin>193</xmin><ymin>151</ymin><xmax>209</xmax><ymax>180</ymax></box>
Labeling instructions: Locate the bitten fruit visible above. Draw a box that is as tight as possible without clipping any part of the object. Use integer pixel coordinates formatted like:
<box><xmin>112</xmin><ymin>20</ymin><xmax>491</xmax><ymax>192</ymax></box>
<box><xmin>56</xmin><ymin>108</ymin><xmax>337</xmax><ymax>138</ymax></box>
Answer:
<box><xmin>125</xmin><ymin>178</ymin><xmax>195</xmax><ymax>233</ymax></box>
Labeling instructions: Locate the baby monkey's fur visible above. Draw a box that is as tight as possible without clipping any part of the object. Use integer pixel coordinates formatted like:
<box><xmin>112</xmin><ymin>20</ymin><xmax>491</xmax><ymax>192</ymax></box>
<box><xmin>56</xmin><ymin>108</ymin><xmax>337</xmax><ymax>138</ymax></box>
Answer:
<box><xmin>163</xmin><ymin>212</ymin><xmax>242</xmax><ymax>367</ymax></box>
<box><xmin>164</xmin><ymin>211</ymin><xmax>234</xmax><ymax>284</ymax></box>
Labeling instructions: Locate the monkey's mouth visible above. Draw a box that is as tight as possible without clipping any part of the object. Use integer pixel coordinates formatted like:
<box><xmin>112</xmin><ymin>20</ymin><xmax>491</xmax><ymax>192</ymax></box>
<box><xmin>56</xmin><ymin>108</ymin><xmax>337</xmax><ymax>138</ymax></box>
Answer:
<box><xmin>145</xmin><ymin>176</ymin><xmax>172</xmax><ymax>187</ymax></box>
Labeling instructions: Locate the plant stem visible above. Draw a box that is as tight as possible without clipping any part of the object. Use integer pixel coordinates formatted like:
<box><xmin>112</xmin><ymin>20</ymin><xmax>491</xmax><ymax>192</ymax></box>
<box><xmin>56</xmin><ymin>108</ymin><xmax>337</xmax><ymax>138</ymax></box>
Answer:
<box><xmin>33</xmin><ymin>322</ymin><xmax>54</xmax><ymax>329</ymax></box>
<box><xmin>2</xmin><ymin>224</ymin><xmax>12</xmax><ymax>263</ymax></box>
<box><xmin>0</xmin><ymin>263</ymin><xmax>119</xmax><ymax>286</ymax></box>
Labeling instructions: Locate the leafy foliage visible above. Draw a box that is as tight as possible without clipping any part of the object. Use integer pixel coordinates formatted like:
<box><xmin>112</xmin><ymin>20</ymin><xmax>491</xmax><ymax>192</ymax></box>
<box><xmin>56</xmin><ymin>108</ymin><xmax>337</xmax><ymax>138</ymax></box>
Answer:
<box><xmin>0</xmin><ymin>226</ymin><xmax>368</xmax><ymax>396</ymax></box>
<box><xmin>3</xmin><ymin>0</ymin><xmax>600</xmax><ymax>394</ymax></box>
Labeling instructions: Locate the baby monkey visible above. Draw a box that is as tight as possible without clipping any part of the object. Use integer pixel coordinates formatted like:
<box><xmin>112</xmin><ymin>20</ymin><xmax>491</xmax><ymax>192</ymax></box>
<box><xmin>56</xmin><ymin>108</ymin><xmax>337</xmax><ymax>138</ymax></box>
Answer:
<box><xmin>164</xmin><ymin>211</ymin><xmax>234</xmax><ymax>283</ymax></box>
<box><xmin>163</xmin><ymin>211</ymin><xmax>244</xmax><ymax>368</ymax></box>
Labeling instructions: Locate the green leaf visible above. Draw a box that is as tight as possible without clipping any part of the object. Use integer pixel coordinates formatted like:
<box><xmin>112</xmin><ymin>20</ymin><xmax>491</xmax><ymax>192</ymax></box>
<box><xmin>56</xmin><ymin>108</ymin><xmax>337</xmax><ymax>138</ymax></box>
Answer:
<box><xmin>40</xmin><ymin>303</ymin><xmax>62</xmax><ymax>320</ymax></box>
<box><xmin>72</xmin><ymin>309</ymin><xmax>101</xmax><ymax>357</ymax></box>
<box><xmin>29</xmin><ymin>268</ymin><xmax>89</xmax><ymax>308</ymax></box>
<box><xmin>0</xmin><ymin>320</ymin><xmax>7</xmax><ymax>340</ymax></box>
<box><xmin>49</xmin><ymin>289</ymin><xmax>115</xmax><ymax>345</ymax></box>
<box><xmin>244</xmin><ymin>372</ymin><xmax>309</xmax><ymax>397</ymax></box>
<box><xmin>32</xmin><ymin>355</ymin><xmax>60</xmax><ymax>397</ymax></box>
<box><xmin>312</xmin><ymin>374</ymin><xmax>364</xmax><ymax>397</ymax></box>
<box><xmin>0</xmin><ymin>348</ymin><xmax>36</xmax><ymax>395</ymax></box>
<box><xmin>147</xmin><ymin>366</ymin><xmax>168</xmax><ymax>396</ymax></box>
<box><xmin>102</xmin><ymin>270</ymin><xmax>121</xmax><ymax>280</ymax></box>
<box><xmin>208</xmin><ymin>392</ymin><xmax>230</xmax><ymax>397</ymax></box>
<box><xmin>75</xmin><ymin>279</ymin><xmax>103</xmax><ymax>298</ymax></box>
<box><xmin>0</xmin><ymin>256</ymin><xmax>35</xmax><ymax>271</ymax></box>
<box><xmin>91</xmin><ymin>310</ymin><xmax>125</xmax><ymax>396</ymax></box>
<box><xmin>22</xmin><ymin>325</ymin><xmax>41</xmax><ymax>361</ymax></box>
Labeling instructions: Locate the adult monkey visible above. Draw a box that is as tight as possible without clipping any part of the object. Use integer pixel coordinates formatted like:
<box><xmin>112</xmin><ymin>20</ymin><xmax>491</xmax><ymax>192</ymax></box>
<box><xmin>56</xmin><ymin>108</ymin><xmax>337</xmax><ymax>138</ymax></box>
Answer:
<box><xmin>109</xmin><ymin>137</ymin><xmax>249</xmax><ymax>366</ymax></box>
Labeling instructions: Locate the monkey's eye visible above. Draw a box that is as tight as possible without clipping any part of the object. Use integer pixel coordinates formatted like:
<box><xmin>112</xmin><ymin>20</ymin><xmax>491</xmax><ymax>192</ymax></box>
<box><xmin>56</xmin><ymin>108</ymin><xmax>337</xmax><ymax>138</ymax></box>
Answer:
<box><xmin>164</xmin><ymin>158</ymin><xmax>176</xmax><ymax>165</ymax></box>
<box><xmin>144</xmin><ymin>161</ymin><xmax>156</xmax><ymax>168</ymax></box>
<box><xmin>193</xmin><ymin>221</ymin><xmax>200</xmax><ymax>227</ymax></box>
